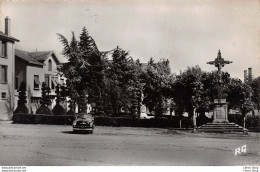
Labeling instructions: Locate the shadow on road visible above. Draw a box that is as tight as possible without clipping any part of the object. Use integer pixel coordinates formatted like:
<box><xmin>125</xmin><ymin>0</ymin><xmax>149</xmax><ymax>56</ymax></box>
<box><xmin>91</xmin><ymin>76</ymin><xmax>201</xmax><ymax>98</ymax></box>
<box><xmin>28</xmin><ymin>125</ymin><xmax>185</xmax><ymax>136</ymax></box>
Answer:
<box><xmin>61</xmin><ymin>131</ymin><xmax>93</xmax><ymax>135</ymax></box>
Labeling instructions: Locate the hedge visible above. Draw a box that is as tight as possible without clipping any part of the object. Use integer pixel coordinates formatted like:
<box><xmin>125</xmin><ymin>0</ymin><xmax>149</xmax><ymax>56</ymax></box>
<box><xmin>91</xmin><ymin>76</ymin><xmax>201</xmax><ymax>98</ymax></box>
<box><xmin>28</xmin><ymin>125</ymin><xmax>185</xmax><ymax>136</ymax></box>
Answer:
<box><xmin>94</xmin><ymin>116</ymin><xmax>193</xmax><ymax>128</ymax></box>
<box><xmin>12</xmin><ymin>113</ymin><xmax>259</xmax><ymax>131</ymax></box>
<box><xmin>12</xmin><ymin>113</ymin><xmax>193</xmax><ymax>128</ymax></box>
<box><xmin>13</xmin><ymin>113</ymin><xmax>75</xmax><ymax>125</ymax></box>
<box><xmin>228</xmin><ymin>114</ymin><xmax>260</xmax><ymax>131</ymax></box>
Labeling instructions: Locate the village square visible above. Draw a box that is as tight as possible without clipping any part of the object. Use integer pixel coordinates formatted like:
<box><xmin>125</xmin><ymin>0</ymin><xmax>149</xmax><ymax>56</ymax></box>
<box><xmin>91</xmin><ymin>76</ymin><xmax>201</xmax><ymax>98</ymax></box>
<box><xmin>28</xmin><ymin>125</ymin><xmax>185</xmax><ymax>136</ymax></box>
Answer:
<box><xmin>0</xmin><ymin>0</ymin><xmax>259</xmax><ymax>166</ymax></box>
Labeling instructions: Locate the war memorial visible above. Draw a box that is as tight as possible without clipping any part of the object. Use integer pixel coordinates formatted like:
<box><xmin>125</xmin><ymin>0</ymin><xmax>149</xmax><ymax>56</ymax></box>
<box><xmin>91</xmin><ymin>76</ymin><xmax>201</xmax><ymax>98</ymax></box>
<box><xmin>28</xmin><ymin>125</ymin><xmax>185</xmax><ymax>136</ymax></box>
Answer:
<box><xmin>198</xmin><ymin>50</ymin><xmax>245</xmax><ymax>133</ymax></box>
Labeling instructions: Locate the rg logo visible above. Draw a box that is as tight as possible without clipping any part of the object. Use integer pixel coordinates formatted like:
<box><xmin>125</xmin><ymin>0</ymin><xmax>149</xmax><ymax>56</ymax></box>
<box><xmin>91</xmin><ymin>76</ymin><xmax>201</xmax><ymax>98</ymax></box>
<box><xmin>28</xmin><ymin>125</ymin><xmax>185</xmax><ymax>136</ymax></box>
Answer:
<box><xmin>235</xmin><ymin>145</ymin><xmax>246</xmax><ymax>155</ymax></box>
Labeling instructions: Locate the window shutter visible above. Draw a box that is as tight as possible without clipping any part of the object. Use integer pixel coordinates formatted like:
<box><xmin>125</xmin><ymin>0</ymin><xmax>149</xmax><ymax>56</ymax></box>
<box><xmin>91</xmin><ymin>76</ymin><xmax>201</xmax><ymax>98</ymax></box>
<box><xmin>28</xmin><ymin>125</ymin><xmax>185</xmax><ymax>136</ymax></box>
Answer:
<box><xmin>0</xmin><ymin>65</ymin><xmax>2</xmax><ymax>83</ymax></box>
<box><xmin>0</xmin><ymin>41</ymin><xmax>2</xmax><ymax>57</ymax></box>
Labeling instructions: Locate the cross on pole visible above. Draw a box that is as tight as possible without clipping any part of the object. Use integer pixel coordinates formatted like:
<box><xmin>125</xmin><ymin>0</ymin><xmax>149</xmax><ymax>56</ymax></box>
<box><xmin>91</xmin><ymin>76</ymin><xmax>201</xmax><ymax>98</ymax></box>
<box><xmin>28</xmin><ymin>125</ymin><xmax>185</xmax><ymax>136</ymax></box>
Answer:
<box><xmin>207</xmin><ymin>50</ymin><xmax>232</xmax><ymax>99</ymax></box>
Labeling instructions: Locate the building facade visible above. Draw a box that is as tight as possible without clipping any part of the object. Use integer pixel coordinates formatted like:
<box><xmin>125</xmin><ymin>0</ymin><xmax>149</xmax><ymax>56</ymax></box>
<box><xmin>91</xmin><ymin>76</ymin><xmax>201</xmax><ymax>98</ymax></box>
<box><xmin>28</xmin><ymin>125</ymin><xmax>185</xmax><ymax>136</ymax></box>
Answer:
<box><xmin>0</xmin><ymin>17</ymin><xmax>19</xmax><ymax>120</ymax></box>
<box><xmin>15</xmin><ymin>49</ymin><xmax>66</xmax><ymax>113</ymax></box>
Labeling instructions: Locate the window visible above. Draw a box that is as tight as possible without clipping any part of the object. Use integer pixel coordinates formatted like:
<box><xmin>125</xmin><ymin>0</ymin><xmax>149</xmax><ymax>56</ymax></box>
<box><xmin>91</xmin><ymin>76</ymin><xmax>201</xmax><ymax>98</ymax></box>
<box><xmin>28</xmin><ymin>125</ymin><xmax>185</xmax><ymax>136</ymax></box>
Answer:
<box><xmin>0</xmin><ymin>41</ymin><xmax>7</xmax><ymax>58</ymax></box>
<box><xmin>34</xmin><ymin>75</ymin><xmax>40</xmax><ymax>90</ymax></box>
<box><xmin>1</xmin><ymin>92</ymin><xmax>7</xmax><ymax>99</ymax></box>
<box><xmin>1</xmin><ymin>65</ymin><xmax>8</xmax><ymax>83</ymax></box>
<box><xmin>45</xmin><ymin>75</ymin><xmax>49</xmax><ymax>88</ymax></box>
<box><xmin>51</xmin><ymin>77</ymin><xmax>58</xmax><ymax>89</ymax></box>
<box><xmin>48</xmin><ymin>59</ymin><xmax>52</xmax><ymax>71</ymax></box>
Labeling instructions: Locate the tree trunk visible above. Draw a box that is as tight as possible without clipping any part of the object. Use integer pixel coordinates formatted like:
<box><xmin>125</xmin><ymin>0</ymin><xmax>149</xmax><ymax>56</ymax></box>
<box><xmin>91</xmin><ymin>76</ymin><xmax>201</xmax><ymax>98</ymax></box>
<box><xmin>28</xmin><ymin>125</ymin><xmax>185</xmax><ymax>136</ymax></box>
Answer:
<box><xmin>193</xmin><ymin>108</ymin><xmax>197</xmax><ymax>129</ymax></box>
<box><xmin>243</xmin><ymin>116</ymin><xmax>246</xmax><ymax>129</ymax></box>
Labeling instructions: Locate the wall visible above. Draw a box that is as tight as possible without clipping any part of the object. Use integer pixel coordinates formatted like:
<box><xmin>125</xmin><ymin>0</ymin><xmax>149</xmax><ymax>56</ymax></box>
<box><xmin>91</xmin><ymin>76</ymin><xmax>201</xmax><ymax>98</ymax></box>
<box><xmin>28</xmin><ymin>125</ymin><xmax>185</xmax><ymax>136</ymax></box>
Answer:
<box><xmin>26</xmin><ymin>53</ymin><xmax>63</xmax><ymax>113</ymax></box>
<box><xmin>0</xmin><ymin>41</ymin><xmax>15</xmax><ymax>120</ymax></box>
<box><xmin>14</xmin><ymin>57</ymin><xmax>27</xmax><ymax>109</ymax></box>
<box><xmin>42</xmin><ymin>54</ymin><xmax>60</xmax><ymax>95</ymax></box>
<box><xmin>15</xmin><ymin>57</ymin><xmax>27</xmax><ymax>89</ymax></box>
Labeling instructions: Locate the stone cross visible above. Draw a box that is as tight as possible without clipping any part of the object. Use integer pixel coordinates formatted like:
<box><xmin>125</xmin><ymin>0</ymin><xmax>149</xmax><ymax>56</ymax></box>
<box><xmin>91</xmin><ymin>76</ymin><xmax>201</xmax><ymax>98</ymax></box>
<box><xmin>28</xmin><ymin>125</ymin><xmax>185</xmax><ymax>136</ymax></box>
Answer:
<box><xmin>207</xmin><ymin>50</ymin><xmax>232</xmax><ymax>99</ymax></box>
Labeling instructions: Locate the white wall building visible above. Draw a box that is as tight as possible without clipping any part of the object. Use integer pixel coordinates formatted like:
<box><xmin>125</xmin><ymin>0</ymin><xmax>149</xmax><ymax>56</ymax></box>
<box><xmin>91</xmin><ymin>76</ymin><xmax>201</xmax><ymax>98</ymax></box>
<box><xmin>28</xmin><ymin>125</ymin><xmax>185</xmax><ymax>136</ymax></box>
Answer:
<box><xmin>15</xmin><ymin>49</ymin><xmax>66</xmax><ymax>113</ymax></box>
<box><xmin>0</xmin><ymin>17</ymin><xmax>19</xmax><ymax>120</ymax></box>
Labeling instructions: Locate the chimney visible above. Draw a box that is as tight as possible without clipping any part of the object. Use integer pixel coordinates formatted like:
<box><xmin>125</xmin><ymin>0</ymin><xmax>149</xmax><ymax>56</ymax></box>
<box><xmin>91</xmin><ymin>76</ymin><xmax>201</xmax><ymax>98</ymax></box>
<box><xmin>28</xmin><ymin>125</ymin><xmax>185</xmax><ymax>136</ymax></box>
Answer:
<box><xmin>248</xmin><ymin>67</ymin><xmax>252</xmax><ymax>82</ymax></box>
<box><xmin>244</xmin><ymin>70</ymin><xmax>247</xmax><ymax>82</ymax></box>
<box><xmin>5</xmin><ymin>16</ymin><xmax>11</xmax><ymax>36</ymax></box>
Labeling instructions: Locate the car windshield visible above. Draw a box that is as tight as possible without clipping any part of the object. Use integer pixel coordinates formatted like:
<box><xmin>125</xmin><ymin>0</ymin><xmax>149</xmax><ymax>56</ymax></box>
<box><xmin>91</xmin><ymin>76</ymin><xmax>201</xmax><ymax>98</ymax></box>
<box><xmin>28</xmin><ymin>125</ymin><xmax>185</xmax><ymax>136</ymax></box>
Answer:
<box><xmin>82</xmin><ymin>114</ymin><xmax>93</xmax><ymax>120</ymax></box>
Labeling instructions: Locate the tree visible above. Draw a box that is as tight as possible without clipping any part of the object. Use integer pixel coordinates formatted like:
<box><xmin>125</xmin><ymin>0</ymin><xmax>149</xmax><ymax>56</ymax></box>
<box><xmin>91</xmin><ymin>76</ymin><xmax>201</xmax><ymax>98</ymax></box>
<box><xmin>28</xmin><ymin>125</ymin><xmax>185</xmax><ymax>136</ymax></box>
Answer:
<box><xmin>171</xmin><ymin>66</ymin><xmax>203</xmax><ymax>118</ymax></box>
<box><xmin>66</xmin><ymin>85</ymin><xmax>77</xmax><ymax>116</ymax></box>
<box><xmin>227</xmin><ymin>78</ymin><xmax>255</xmax><ymax>128</ymax></box>
<box><xmin>249</xmin><ymin>77</ymin><xmax>260</xmax><ymax>111</ymax></box>
<box><xmin>36</xmin><ymin>82</ymin><xmax>52</xmax><ymax>115</ymax></box>
<box><xmin>52</xmin><ymin>84</ymin><xmax>66</xmax><ymax>115</ymax></box>
<box><xmin>141</xmin><ymin>59</ymin><xmax>172</xmax><ymax>118</ymax></box>
<box><xmin>14</xmin><ymin>81</ymin><xmax>29</xmax><ymax>114</ymax></box>
<box><xmin>105</xmin><ymin>46</ymin><xmax>141</xmax><ymax>115</ymax></box>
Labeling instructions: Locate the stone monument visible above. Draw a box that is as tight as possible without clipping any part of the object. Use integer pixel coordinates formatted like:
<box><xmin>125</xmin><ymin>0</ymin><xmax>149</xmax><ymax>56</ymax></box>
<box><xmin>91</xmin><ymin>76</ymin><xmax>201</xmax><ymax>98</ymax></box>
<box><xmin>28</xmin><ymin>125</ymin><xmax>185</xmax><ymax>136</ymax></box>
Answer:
<box><xmin>207</xmin><ymin>50</ymin><xmax>232</xmax><ymax>123</ymax></box>
<box><xmin>198</xmin><ymin>50</ymin><xmax>245</xmax><ymax>132</ymax></box>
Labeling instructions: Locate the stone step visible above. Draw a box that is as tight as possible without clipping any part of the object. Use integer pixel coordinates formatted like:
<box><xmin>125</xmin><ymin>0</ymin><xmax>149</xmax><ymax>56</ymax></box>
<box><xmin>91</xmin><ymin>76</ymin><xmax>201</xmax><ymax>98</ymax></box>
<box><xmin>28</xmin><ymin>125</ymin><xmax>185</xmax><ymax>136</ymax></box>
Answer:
<box><xmin>200</xmin><ymin>125</ymin><xmax>241</xmax><ymax>128</ymax></box>
<box><xmin>198</xmin><ymin>122</ymin><xmax>246</xmax><ymax>133</ymax></box>
<box><xmin>202</xmin><ymin>124</ymin><xmax>238</xmax><ymax>126</ymax></box>
<box><xmin>200</xmin><ymin>126</ymin><xmax>242</xmax><ymax>129</ymax></box>
<box><xmin>198</xmin><ymin>130</ymin><xmax>245</xmax><ymax>133</ymax></box>
<box><xmin>205</xmin><ymin>123</ymin><xmax>236</xmax><ymax>125</ymax></box>
<box><xmin>198</xmin><ymin>128</ymin><xmax>244</xmax><ymax>131</ymax></box>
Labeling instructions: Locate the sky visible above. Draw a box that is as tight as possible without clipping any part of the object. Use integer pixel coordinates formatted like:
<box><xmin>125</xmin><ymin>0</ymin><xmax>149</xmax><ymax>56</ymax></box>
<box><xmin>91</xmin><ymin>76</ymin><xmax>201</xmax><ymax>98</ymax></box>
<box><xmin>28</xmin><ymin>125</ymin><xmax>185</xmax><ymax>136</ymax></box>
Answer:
<box><xmin>0</xmin><ymin>0</ymin><xmax>259</xmax><ymax>80</ymax></box>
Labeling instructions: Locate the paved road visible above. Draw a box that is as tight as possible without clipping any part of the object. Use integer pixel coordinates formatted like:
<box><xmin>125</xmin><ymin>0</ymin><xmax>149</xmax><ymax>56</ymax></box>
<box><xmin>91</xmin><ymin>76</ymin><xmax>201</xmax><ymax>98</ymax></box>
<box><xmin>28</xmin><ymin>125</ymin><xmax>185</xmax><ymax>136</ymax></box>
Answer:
<box><xmin>0</xmin><ymin>121</ymin><xmax>259</xmax><ymax>166</ymax></box>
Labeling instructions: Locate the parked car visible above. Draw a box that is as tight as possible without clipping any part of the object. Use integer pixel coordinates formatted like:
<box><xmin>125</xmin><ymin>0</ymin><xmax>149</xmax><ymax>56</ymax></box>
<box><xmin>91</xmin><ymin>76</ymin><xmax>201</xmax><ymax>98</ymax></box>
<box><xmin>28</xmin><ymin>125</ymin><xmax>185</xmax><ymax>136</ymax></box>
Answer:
<box><xmin>72</xmin><ymin>114</ymin><xmax>94</xmax><ymax>134</ymax></box>
<box><xmin>140</xmin><ymin>113</ymin><xmax>155</xmax><ymax>119</ymax></box>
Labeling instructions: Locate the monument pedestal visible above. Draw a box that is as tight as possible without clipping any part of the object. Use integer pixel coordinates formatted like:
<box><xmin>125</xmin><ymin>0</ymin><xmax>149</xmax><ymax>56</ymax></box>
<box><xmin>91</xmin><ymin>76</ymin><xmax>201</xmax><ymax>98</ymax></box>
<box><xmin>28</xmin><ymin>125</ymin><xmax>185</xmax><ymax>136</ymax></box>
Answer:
<box><xmin>198</xmin><ymin>99</ymin><xmax>246</xmax><ymax>133</ymax></box>
<box><xmin>212</xmin><ymin>99</ymin><xmax>229</xmax><ymax>123</ymax></box>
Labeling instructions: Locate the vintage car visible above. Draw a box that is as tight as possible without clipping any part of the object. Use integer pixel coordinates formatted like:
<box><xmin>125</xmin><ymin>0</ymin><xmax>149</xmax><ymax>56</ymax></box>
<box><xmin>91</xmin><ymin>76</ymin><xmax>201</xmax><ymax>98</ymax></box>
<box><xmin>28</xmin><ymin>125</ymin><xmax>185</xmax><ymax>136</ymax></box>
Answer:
<box><xmin>72</xmin><ymin>114</ymin><xmax>94</xmax><ymax>134</ymax></box>
<box><xmin>140</xmin><ymin>112</ymin><xmax>155</xmax><ymax>119</ymax></box>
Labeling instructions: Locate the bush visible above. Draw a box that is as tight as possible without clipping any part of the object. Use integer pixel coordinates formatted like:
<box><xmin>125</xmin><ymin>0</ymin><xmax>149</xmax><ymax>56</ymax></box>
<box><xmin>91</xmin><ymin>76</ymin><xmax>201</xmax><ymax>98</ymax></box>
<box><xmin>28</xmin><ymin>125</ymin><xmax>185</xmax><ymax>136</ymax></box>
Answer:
<box><xmin>13</xmin><ymin>113</ymin><xmax>75</xmax><ymax>125</ymax></box>
<box><xmin>36</xmin><ymin>105</ymin><xmax>53</xmax><ymax>115</ymax></box>
<box><xmin>93</xmin><ymin>111</ymin><xmax>106</xmax><ymax>117</ymax></box>
<box><xmin>52</xmin><ymin>104</ymin><xmax>66</xmax><ymax>115</ymax></box>
<box><xmin>228</xmin><ymin>114</ymin><xmax>243</xmax><ymax>126</ymax></box>
<box><xmin>66</xmin><ymin>109</ymin><xmax>76</xmax><ymax>116</ymax></box>
<box><xmin>196</xmin><ymin>114</ymin><xmax>212</xmax><ymax>126</ymax></box>
<box><xmin>94</xmin><ymin>116</ymin><xmax>193</xmax><ymax>128</ymax></box>
<box><xmin>14</xmin><ymin>105</ymin><xmax>29</xmax><ymax>114</ymax></box>
<box><xmin>228</xmin><ymin>114</ymin><xmax>260</xmax><ymax>131</ymax></box>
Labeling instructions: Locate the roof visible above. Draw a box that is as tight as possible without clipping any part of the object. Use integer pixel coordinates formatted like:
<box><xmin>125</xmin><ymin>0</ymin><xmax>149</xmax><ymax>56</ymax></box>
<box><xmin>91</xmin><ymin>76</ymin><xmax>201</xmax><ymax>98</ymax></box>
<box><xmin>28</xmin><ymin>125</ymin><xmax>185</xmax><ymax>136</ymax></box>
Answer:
<box><xmin>15</xmin><ymin>49</ymin><xmax>61</xmax><ymax>65</ymax></box>
<box><xmin>15</xmin><ymin>49</ymin><xmax>44</xmax><ymax>66</ymax></box>
<box><xmin>0</xmin><ymin>32</ymin><xmax>19</xmax><ymax>42</ymax></box>
<box><xmin>29</xmin><ymin>51</ymin><xmax>60</xmax><ymax>64</ymax></box>
<box><xmin>29</xmin><ymin>51</ymin><xmax>54</xmax><ymax>61</ymax></box>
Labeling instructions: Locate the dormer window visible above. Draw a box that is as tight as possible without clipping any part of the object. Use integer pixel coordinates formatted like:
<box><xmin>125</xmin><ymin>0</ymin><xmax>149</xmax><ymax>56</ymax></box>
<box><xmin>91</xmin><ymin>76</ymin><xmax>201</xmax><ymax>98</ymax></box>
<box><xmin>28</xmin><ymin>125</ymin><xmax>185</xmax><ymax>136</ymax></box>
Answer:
<box><xmin>48</xmin><ymin>59</ymin><xmax>52</xmax><ymax>71</ymax></box>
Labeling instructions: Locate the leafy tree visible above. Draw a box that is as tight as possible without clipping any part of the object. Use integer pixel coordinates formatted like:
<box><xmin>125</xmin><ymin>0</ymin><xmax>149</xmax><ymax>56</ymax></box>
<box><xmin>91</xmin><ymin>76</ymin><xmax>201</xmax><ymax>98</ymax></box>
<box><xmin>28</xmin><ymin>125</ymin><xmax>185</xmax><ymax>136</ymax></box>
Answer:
<box><xmin>66</xmin><ymin>85</ymin><xmax>77</xmax><ymax>116</ymax></box>
<box><xmin>227</xmin><ymin>78</ymin><xmax>255</xmax><ymax>127</ymax></box>
<box><xmin>78</xmin><ymin>90</ymin><xmax>88</xmax><ymax>114</ymax></box>
<box><xmin>106</xmin><ymin>46</ymin><xmax>141</xmax><ymax>115</ymax></box>
<box><xmin>249</xmin><ymin>77</ymin><xmax>260</xmax><ymax>111</ymax></box>
<box><xmin>141</xmin><ymin>59</ymin><xmax>172</xmax><ymax>118</ymax></box>
<box><xmin>58</xmin><ymin>27</ymin><xmax>105</xmax><ymax>113</ymax></box>
<box><xmin>171</xmin><ymin>66</ymin><xmax>203</xmax><ymax>118</ymax></box>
